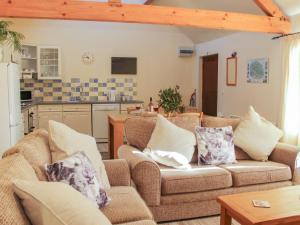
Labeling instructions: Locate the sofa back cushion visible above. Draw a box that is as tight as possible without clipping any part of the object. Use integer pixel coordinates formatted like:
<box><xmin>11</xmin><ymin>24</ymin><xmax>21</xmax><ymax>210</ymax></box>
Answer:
<box><xmin>202</xmin><ymin>115</ymin><xmax>241</xmax><ymax>130</ymax></box>
<box><xmin>0</xmin><ymin>154</ymin><xmax>39</xmax><ymax>225</ymax></box>
<box><xmin>124</xmin><ymin>115</ymin><xmax>200</xmax><ymax>150</ymax></box>
<box><xmin>3</xmin><ymin>129</ymin><xmax>51</xmax><ymax>181</ymax></box>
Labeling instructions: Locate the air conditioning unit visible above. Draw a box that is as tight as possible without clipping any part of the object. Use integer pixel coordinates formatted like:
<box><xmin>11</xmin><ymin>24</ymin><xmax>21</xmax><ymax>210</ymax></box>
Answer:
<box><xmin>178</xmin><ymin>47</ymin><xmax>194</xmax><ymax>57</ymax></box>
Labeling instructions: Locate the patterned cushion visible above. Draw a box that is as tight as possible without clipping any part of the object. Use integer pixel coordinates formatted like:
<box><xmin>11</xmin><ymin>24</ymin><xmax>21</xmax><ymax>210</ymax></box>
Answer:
<box><xmin>45</xmin><ymin>152</ymin><xmax>109</xmax><ymax>208</ymax></box>
<box><xmin>195</xmin><ymin>126</ymin><xmax>236</xmax><ymax>165</ymax></box>
<box><xmin>49</xmin><ymin>120</ymin><xmax>110</xmax><ymax>189</ymax></box>
<box><xmin>0</xmin><ymin>154</ymin><xmax>39</xmax><ymax>225</ymax></box>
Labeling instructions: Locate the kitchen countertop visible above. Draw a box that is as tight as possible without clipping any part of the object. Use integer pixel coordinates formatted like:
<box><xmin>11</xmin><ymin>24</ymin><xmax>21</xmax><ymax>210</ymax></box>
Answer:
<box><xmin>21</xmin><ymin>100</ymin><xmax>144</xmax><ymax>111</ymax></box>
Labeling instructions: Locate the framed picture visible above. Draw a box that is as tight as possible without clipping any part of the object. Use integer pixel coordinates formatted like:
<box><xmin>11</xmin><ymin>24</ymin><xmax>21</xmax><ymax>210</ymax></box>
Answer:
<box><xmin>247</xmin><ymin>58</ymin><xmax>269</xmax><ymax>83</ymax></box>
<box><xmin>226</xmin><ymin>57</ymin><xmax>237</xmax><ymax>86</ymax></box>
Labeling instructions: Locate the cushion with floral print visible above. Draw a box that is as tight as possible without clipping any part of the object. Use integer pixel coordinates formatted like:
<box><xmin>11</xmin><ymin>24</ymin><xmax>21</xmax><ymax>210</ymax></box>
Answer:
<box><xmin>195</xmin><ymin>126</ymin><xmax>237</xmax><ymax>165</ymax></box>
<box><xmin>45</xmin><ymin>152</ymin><xmax>109</xmax><ymax>208</ymax></box>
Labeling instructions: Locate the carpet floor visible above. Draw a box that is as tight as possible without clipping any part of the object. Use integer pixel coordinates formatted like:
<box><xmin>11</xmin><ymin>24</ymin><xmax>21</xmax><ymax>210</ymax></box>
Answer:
<box><xmin>161</xmin><ymin>216</ymin><xmax>240</xmax><ymax>225</ymax></box>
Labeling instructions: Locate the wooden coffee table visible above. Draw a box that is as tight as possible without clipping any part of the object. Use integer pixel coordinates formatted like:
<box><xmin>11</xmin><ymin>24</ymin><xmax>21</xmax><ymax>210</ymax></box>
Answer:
<box><xmin>217</xmin><ymin>186</ymin><xmax>300</xmax><ymax>225</ymax></box>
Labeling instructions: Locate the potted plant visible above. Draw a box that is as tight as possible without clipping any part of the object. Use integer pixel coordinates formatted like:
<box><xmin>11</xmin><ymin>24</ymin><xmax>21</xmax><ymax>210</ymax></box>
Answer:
<box><xmin>0</xmin><ymin>21</ymin><xmax>24</xmax><ymax>62</ymax></box>
<box><xmin>158</xmin><ymin>85</ymin><xmax>183</xmax><ymax>116</ymax></box>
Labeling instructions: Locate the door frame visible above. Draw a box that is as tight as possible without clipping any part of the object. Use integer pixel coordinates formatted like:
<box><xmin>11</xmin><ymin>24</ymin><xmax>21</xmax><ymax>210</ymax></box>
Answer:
<box><xmin>199</xmin><ymin>53</ymin><xmax>219</xmax><ymax>115</ymax></box>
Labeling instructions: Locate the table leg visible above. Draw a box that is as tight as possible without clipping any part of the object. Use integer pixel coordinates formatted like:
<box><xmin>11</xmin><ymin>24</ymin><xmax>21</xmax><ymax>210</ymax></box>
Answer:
<box><xmin>220</xmin><ymin>207</ymin><xmax>232</xmax><ymax>225</ymax></box>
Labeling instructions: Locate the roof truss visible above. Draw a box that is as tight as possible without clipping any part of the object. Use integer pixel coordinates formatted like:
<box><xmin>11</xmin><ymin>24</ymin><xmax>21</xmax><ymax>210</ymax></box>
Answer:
<box><xmin>0</xmin><ymin>0</ymin><xmax>291</xmax><ymax>34</ymax></box>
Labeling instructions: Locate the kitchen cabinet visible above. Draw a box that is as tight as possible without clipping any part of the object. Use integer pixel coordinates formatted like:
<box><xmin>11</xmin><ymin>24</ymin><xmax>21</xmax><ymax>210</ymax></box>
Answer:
<box><xmin>63</xmin><ymin>104</ymin><xmax>92</xmax><ymax>135</ymax></box>
<box><xmin>63</xmin><ymin>112</ymin><xmax>92</xmax><ymax>135</ymax></box>
<box><xmin>38</xmin><ymin>46</ymin><xmax>61</xmax><ymax>80</ymax></box>
<box><xmin>38</xmin><ymin>104</ymin><xmax>91</xmax><ymax>135</ymax></box>
<box><xmin>38</xmin><ymin>111</ymin><xmax>63</xmax><ymax>131</ymax></box>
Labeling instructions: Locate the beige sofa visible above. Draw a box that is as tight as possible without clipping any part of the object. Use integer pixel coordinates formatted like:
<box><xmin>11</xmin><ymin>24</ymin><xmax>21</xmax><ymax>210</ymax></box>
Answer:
<box><xmin>119</xmin><ymin>115</ymin><xmax>300</xmax><ymax>222</ymax></box>
<box><xmin>0</xmin><ymin>129</ymin><xmax>156</xmax><ymax>225</ymax></box>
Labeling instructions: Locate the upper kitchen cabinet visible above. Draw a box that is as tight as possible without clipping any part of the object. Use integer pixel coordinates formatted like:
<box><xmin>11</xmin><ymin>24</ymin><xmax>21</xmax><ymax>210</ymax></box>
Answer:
<box><xmin>38</xmin><ymin>46</ymin><xmax>61</xmax><ymax>80</ymax></box>
<box><xmin>21</xmin><ymin>45</ymin><xmax>38</xmax><ymax>79</ymax></box>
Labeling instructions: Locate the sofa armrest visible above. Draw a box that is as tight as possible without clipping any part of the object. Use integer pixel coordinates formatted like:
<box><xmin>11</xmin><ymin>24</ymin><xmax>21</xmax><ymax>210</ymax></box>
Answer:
<box><xmin>103</xmin><ymin>159</ymin><xmax>131</xmax><ymax>187</ymax></box>
<box><xmin>118</xmin><ymin>145</ymin><xmax>161</xmax><ymax>206</ymax></box>
<box><xmin>269</xmin><ymin>142</ymin><xmax>300</xmax><ymax>184</ymax></box>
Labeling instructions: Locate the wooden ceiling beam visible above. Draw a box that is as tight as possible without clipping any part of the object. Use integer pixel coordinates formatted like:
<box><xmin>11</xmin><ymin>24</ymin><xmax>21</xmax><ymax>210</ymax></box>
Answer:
<box><xmin>254</xmin><ymin>0</ymin><xmax>287</xmax><ymax>19</ymax></box>
<box><xmin>0</xmin><ymin>0</ymin><xmax>291</xmax><ymax>34</ymax></box>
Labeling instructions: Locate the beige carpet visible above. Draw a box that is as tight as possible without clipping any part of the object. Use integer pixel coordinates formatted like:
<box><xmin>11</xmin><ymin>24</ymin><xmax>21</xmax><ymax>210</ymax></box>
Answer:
<box><xmin>161</xmin><ymin>216</ymin><xmax>240</xmax><ymax>225</ymax></box>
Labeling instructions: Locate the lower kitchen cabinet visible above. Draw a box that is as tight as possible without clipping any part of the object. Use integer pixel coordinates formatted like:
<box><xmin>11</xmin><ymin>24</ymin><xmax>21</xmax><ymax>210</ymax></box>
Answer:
<box><xmin>38</xmin><ymin>111</ymin><xmax>63</xmax><ymax>131</ymax></box>
<box><xmin>37</xmin><ymin>104</ymin><xmax>92</xmax><ymax>135</ymax></box>
<box><xmin>63</xmin><ymin>111</ymin><xmax>92</xmax><ymax>135</ymax></box>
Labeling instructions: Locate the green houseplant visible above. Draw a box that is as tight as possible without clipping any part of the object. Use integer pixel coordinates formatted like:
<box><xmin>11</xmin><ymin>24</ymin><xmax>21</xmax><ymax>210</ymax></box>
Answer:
<box><xmin>158</xmin><ymin>85</ymin><xmax>183</xmax><ymax>116</ymax></box>
<box><xmin>0</xmin><ymin>21</ymin><xmax>24</xmax><ymax>62</ymax></box>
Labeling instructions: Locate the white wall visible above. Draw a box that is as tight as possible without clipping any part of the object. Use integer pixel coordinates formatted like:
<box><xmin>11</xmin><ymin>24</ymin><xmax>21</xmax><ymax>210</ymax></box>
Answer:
<box><xmin>196</xmin><ymin>32</ymin><xmax>283</xmax><ymax>124</ymax></box>
<box><xmin>291</xmin><ymin>14</ymin><xmax>300</xmax><ymax>32</ymax></box>
<box><xmin>7</xmin><ymin>19</ymin><xmax>196</xmax><ymax>105</ymax></box>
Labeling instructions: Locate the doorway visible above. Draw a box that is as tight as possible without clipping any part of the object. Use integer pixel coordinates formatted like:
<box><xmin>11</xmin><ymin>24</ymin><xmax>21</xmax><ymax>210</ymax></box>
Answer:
<box><xmin>202</xmin><ymin>54</ymin><xmax>218</xmax><ymax>116</ymax></box>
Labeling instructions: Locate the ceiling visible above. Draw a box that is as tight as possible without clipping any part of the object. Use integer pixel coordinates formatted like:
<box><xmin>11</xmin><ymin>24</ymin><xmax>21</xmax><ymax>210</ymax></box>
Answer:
<box><xmin>98</xmin><ymin>0</ymin><xmax>300</xmax><ymax>43</ymax></box>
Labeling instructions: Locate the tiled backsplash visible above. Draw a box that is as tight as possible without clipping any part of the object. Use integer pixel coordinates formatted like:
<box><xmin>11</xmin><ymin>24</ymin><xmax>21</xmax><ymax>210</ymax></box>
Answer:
<box><xmin>20</xmin><ymin>77</ymin><xmax>138</xmax><ymax>102</ymax></box>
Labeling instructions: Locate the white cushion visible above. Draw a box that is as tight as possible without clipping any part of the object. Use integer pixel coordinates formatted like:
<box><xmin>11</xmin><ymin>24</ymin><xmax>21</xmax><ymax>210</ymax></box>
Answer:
<box><xmin>48</xmin><ymin>120</ymin><xmax>110</xmax><ymax>189</ymax></box>
<box><xmin>13</xmin><ymin>179</ymin><xmax>112</xmax><ymax>225</ymax></box>
<box><xmin>234</xmin><ymin>106</ymin><xmax>283</xmax><ymax>161</ymax></box>
<box><xmin>144</xmin><ymin>148</ymin><xmax>191</xmax><ymax>169</ymax></box>
<box><xmin>145</xmin><ymin>115</ymin><xmax>196</xmax><ymax>167</ymax></box>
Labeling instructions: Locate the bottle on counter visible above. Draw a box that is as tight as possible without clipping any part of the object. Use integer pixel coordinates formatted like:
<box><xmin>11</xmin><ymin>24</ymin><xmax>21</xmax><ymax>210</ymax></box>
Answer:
<box><xmin>148</xmin><ymin>97</ymin><xmax>154</xmax><ymax>112</ymax></box>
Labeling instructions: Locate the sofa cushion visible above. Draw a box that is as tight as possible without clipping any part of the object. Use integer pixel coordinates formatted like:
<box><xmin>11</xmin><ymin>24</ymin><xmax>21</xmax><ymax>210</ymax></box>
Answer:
<box><xmin>13</xmin><ymin>180</ymin><xmax>112</xmax><ymax>225</ymax></box>
<box><xmin>233</xmin><ymin>106</ymin><xmax>283</xmax><ymax>161</ymax></box>
<box><xmin>202</xmin><ymin>116</ymin><xmax>240</xmax><ymax>130</ymax></box>
<box><xmin>49</xmin><ymin>120</ymin><xmax>110</xmax><ymax>189</ymax></box>
<box><xmin>0</xmin><ymin>154</ymin><xmax>39</xmax><ymax>225</ymax></box>
<box><xmin>101</xmin><ymin>186</ymin><xmax>153</xmax><ymax>224</ymax></box>
<box><xmin>45</xmin><ymin>152</ymin><xmax>109</xmax><ymax>208</ymax></box>
<box><xmin>235</xmin><ymin>146</ymin><xmax>251</xmax><ymax>160</ymax></box>
<box><xmin>220</xmin><ymin>160</ymin><xmax>292</xmax><ymax>187</ymax></box>
<box><xmin>146</xmin><ymin>115</ymin><xmax>196</xmax><ymax>163</ymax></box>
<box><xmin>160</xmin><ymin>164</ymin><xmax>232</xmax><ymax>195</ymax></box>
<box><xmin>124</xmin><ymin>115</ymin><xmax>200</xmax><ymax>150</ymax></box>
<box><xmin>3</xmin><ymin>129</ymin><xmax>51</xmax><ymax>181</ymax></box>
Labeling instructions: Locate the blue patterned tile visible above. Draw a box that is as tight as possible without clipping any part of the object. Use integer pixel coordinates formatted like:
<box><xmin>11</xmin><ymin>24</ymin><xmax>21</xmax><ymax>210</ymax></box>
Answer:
<box><xmin>43</xmin><ymin>83</ymin><xmax>53</xmax><ymax>87</ymax></box>
<box><xmin>53</xmin><ymin>96</ymin><xmax>62</xmax><ymax>101</ymax></box>
<box><xmin>71</xmin><ymin>78</ymin><xmax>80</xmax><ymax>83</ymax></box>
<box><xmin>89</xmin><ymin>96</ymin><xmax>98</xmax><ymax>101</ymax></box>
<box><xmin>89</xmin><ymin>78</ymin><xmax>98</xmax><ymax>83</ymax></box>
<box><xmin>53</xmin><ymin>87</ymin><xmax>62</xmax><ymax>92</ymax></box>
<box><xmin>63</xmin><ymin>82</ymin><xmax>71</xmax><ymax>87</ymax></box>
<box><xmin>89</xmin><ymin>87</ymin><xmax>98</xmax><ymax>92</ymax></box>
<box><xmin>63</xmin><ymin>92</ymin><xmax>71</xmax><ymax>96</ymax></box>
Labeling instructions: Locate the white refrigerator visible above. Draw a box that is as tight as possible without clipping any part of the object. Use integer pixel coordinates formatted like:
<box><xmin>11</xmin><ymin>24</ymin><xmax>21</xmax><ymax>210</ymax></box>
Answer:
<box><xmin>0</xmin><ymin>63</ymin><xmax>24</xmax><ymax>156</ymax></box>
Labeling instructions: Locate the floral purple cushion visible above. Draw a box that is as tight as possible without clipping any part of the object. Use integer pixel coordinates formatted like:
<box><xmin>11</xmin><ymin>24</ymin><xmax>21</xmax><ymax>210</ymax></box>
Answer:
<box><xmin>45</xmin><ymin>152</ymin><xmax>109</xmax><ymax>208</ymax></box>
<box><xmin>195</xmin><ymin>126</ymin><xmax>236</xmax><ymax>165</ymax></box>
